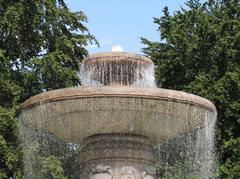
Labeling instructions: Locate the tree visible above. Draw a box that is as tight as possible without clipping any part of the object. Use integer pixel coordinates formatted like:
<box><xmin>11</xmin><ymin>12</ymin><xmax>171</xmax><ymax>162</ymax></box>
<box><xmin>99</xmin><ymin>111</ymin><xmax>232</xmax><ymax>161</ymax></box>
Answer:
<box><xmin>142</xmin><ymin>0</ymin><xmax>240</xmax><ymax>178</ymax></box>
<box><xmin>0</xmin><ymin>0</ymin><xmax>97</xmax><ymax>178</ymax></box>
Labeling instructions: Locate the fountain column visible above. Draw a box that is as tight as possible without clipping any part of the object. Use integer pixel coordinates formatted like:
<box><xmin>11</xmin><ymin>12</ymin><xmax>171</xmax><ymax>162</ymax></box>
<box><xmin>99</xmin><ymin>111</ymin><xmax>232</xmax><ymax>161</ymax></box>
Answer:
<box><xmin>80</xmin><ymin>134</ymin><xmax>155</xmax><ymax>179</ymax></box>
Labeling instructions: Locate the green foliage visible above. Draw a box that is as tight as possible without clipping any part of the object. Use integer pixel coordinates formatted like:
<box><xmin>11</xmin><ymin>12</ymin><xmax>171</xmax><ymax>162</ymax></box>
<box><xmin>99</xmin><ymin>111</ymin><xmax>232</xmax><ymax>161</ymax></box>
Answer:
<box><xmin>0</xmin><ymin>0</ymin><xmax>97</xmax><ymax>177</ymax></box>
<box><xmin>142</xmin><ymin>0</ymin><xmax>240</xmax><ymax>178</ymax></box>
<box><xmin>41</xmin><ymin>156</ymin><xmax>67</xmax><ymax>179</ymax></box>
<box><xmin>22</xmin><ymin>142</ymin><xmax>67</xmax><ymax>179</ymax></box>
<box><xmin>217</xmin><ymin>137</ymin><xmax>240</xmax><ymax>178</ymax></box>
<box><xmin>155</xmin><ymin>161</ymin><xmax>199</xmax><ymax>179</ymax></box>
<box><xmin>0</xmin><ymin>107</ymin><xmax>22</xmax><ymax>179</ymax></box>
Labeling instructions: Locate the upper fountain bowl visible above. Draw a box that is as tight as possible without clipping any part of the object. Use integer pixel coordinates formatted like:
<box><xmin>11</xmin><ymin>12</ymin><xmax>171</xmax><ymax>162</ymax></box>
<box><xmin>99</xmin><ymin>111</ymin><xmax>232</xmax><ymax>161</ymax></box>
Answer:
<box><xmin>79</xmin><ymin>52</ymin><xmax>155</xmax><ymax>87</ymax></box>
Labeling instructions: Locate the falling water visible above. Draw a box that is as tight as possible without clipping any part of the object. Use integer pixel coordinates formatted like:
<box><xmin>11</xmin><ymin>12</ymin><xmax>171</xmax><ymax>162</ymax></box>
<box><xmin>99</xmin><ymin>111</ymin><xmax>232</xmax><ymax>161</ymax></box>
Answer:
<box><xmin>154</xmin><ymin>109</ymin><xmax>217</xmax><ymax>178</ymax></box>
<box><xmin>19</xmin><ymin>113</ymin><xmax>83</xmax><ymax>178</ymax></box>
<box><xmin>79</xmin><ymin>54</ymin><xmax>156</xmax><ymax>87</ymax></box>
<box><xmin>19</xmin><ymin>52</ymin><xmax>217</xmax><ymax>178</ymax></box>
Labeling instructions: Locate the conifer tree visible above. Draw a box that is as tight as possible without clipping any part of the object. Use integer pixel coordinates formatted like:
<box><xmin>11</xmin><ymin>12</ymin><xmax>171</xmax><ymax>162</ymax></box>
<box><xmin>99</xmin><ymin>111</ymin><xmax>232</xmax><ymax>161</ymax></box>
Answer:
<box><xmin>142</xmin><ymin>0</ymin><xmax>240</xmax><ymax>177</ymax></box>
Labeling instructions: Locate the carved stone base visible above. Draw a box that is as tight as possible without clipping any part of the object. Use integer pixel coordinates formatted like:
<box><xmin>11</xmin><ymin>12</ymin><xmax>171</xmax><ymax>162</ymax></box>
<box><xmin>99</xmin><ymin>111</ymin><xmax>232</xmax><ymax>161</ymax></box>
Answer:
<box><xmin>80</xmin><ymin>134</ymin><xmax>156</xmax><ymax>179</ymax></box>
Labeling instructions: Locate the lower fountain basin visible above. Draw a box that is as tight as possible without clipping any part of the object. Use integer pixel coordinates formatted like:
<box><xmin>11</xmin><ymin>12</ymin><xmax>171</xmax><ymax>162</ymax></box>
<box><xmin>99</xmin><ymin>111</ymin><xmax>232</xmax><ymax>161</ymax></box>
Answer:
<box><xmin>20</xmin><ymin>86</ymin><xmax>216</xmax><ymax>144</ymax></box>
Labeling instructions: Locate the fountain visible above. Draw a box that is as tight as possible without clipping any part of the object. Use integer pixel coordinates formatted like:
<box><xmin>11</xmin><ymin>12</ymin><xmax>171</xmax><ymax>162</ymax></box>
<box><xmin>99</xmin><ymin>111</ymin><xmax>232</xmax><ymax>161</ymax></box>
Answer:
<box><xmin>19</xmin><ymin>52</ymin><xmax>216</xmax><ymax>178</ymax></box>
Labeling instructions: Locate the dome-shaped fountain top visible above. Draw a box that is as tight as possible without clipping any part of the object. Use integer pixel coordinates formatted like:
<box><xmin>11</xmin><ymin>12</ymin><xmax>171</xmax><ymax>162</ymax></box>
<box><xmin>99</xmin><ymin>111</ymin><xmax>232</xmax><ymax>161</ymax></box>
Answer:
<box><xmin>80</xmin><ymin>52</ymin><xmax>155</xmax><ymax>87</ymax></box>
<box><xmin>82</xmin><ymin>52</ymin><xmax>153</xmax><ymax>63</ymax></box>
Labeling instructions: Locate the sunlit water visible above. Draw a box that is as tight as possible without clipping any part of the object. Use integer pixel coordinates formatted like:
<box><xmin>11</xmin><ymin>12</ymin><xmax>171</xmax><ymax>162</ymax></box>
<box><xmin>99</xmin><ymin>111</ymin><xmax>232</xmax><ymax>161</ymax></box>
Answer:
<box><xmin>79</xmin><ymin>57</ymin><xmax>155</xmax><ymax>87</ymax></box>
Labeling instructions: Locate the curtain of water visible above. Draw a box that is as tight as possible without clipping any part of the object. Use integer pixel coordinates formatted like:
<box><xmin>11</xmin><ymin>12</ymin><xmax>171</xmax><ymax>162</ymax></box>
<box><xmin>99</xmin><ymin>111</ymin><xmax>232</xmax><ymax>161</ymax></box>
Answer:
<box><xmin>19</xmin><ymin>103</ymin><xmax>81</xmax><ymax>179</ymax></box>
<box><xmin>154</xmin><ymin>109</ymin><xmax>217</xmax><ymax>178</ymax></box>
<box><xmin>79</xmin><ymin>59</ymin><xmax>155</xmax><ymax>87</ymax></box>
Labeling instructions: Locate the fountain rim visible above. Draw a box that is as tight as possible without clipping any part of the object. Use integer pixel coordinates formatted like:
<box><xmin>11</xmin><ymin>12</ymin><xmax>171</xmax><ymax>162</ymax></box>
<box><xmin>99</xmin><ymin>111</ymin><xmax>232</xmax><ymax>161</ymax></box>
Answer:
<box><xmin>81</xmin><ymin>52</ymin><xmax>153</xmax><ymax>64</ymax></box>
<box><xmin>21</xmin><ymin>86</ymin><xmax>216</xmax><ymax>112</ymax></box>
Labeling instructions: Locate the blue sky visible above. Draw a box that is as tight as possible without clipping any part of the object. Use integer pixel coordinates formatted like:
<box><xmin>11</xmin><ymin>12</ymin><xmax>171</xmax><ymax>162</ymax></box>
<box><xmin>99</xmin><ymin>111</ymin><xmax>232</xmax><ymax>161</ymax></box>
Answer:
<box><xmin>64</xmin><ymin>0</ymin><xmax>204</xmax><ymax>54</ymax></box>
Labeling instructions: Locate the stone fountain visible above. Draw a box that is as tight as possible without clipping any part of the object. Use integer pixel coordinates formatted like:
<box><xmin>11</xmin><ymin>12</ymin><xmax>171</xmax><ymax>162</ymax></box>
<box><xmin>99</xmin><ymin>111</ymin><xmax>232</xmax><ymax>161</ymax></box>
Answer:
<box><xmin>20</xmin><ymin>52</ymin><xmax>216</xmax><ymax>178</ymax></box>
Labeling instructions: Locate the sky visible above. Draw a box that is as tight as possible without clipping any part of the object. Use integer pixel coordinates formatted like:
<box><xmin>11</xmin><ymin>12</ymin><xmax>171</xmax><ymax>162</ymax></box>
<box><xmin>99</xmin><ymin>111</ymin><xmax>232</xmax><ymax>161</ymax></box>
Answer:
<box><xmin>64</xmin><ymin>0</ymin><xmax>203</xmax><ymax>54</ymax></box>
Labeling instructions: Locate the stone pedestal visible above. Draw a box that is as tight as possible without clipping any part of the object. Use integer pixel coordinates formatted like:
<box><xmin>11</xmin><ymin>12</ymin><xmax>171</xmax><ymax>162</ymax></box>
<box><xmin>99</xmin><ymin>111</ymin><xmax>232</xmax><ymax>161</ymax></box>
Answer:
<box><xmin>80</xmin><ymin>134</ymin><xmax>156</xmax><ymax>179</ymax></box>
